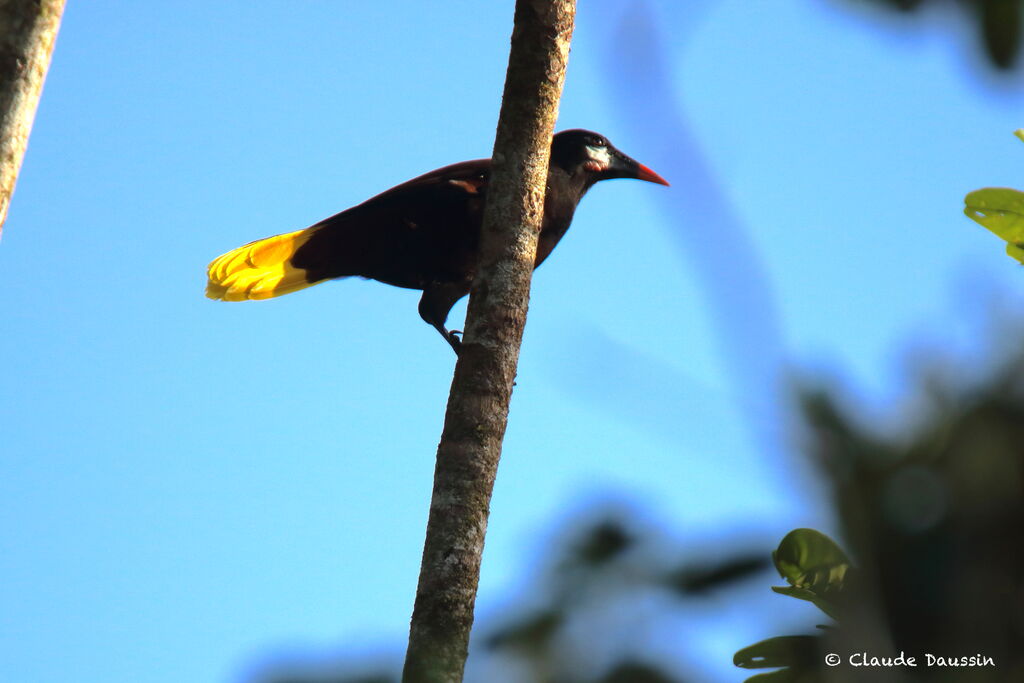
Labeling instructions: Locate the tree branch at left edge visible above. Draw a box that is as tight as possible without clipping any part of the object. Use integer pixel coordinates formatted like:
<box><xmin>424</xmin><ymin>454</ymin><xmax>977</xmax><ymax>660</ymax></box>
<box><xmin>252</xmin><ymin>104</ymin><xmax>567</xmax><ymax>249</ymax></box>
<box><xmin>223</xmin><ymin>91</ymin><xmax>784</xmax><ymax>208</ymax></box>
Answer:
<box><xmin>0</xmin><ymin>0</ymin><xmax>65</xmax><ymax>238</ymax></box>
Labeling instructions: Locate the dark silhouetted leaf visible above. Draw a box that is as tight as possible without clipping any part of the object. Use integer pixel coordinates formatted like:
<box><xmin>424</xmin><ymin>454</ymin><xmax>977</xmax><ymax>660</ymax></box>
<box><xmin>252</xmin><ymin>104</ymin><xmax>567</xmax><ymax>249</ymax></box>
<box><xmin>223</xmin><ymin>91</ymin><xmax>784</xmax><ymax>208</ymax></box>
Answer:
<box><xmin>597</xmin><ymin>660</ymin><xmax>681</xmax><ymax>683</ymax></box>
<box><xmin>485</xmin><ymin>610</ymin><xmax>562</xmax><ymax>652</ymax></box>
<box><xmin>571</xmin><ymin>520</ymin><xmax>633</xmax><ymax>567</ymax></box>
<box><xmin>734</xmin><ymin>635</ymin><xmax>821</xmax><ymax>670</ymax></box>
<box><xmin>665</xmin><ymin>553</ymin><xmax>770</xmax><ymax>595</ymax></box>
<box><xmin>981</xmin><ymin>0</ymin><xmax>1021</xmax><ymax>68</ymax></box>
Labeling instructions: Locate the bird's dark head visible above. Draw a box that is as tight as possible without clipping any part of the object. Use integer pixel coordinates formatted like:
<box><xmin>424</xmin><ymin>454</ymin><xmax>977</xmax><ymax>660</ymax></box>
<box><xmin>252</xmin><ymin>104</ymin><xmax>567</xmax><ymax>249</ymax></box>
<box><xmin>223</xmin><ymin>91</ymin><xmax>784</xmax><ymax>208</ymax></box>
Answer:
<box><xmin>550</xmin><ymin>129</ymin><xmax>669</xmax><ymax>187</ymax></box>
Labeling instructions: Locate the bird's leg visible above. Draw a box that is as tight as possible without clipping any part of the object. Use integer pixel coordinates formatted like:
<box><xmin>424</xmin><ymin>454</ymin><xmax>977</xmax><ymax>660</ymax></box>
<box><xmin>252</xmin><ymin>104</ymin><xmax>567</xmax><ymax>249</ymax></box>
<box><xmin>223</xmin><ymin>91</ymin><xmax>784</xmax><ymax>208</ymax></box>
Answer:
<box><xmin>424</xmin><ymin>316</ymin><xmax>461</xmax><ymax>355</ymax></box>
<box><xmin>442</xmin><ymin>327</ymin><xmax>462</xmax><ymax>355</ymax></box>
<box><xmin>419</xmin><ymin>281</ymin><xmax>472</xmax><ymax>356</ymax></box>
<box><xmin>426</xmin><ymin>317</ymin><xmax>462</xmax><ymax>355</ymax></box>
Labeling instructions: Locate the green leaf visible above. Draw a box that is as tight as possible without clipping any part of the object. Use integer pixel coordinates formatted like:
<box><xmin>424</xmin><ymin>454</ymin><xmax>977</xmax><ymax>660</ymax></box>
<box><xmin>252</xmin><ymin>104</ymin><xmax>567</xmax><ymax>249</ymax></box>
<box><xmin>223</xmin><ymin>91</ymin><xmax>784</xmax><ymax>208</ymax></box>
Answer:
<box><xmin>734</xmin><ymin>635</ymin><xmax>820</xmax><ymax>670</ymax></box>
<box><xmin>772</xmin><ymin>529</ymin><xmax>849</xmax><ymax>588</ymax></box>
<box><xmin>771</xmin><ymin>529</ymin><xmax>850</xmax><ymax>619</ymax></box>
<box><xmin>734</xmin><ymin>531</ymin><xmax>848</xmax><ymax>680</ymax></box>
<box><xmin>964</xmin><ymin>187</ymin><xmax>1024</xmax><ymax>264</ymax></box>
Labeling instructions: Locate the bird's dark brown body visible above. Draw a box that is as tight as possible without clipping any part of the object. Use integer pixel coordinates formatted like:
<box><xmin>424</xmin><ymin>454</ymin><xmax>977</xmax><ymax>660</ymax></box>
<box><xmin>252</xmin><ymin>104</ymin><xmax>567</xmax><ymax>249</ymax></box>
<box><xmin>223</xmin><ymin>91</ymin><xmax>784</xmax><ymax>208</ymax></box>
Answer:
<box><xmin>206</xmin><ymin>129</ymin><xmax>668</xmax><ymax>353</ymax></box>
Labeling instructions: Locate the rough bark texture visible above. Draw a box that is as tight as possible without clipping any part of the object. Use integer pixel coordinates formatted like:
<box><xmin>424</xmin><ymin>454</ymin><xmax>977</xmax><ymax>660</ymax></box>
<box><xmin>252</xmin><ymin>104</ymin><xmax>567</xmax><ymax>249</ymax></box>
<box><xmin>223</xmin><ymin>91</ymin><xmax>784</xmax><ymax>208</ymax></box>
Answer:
<box><xmin>0</xmin><ymin>0</ymin><xmax>64</xmax><ymax>237</ymax></box>
<box><xmin>402</xmin><ymin>1</ymin><xmax>575</xmax><ymax>682</ymax></box>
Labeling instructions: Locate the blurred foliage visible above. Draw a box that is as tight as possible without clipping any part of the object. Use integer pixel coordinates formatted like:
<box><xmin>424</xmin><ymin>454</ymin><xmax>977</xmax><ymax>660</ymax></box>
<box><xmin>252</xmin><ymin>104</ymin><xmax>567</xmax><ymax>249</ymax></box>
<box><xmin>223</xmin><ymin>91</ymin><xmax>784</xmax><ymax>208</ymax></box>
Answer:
<box><xmin>253</xmin><ymin>342</ymin><xmax>1024</xmax><ymax>683</ymax></box>
<box><xmin>480</xmin><ymin>517</ymin><xmax>769</xmax><ymax>682</ymax></box>
<box><xmin>847</xmin><ymin>0</ymin><xmax>1023</xmax><ymax>69</ymax></box>
<box><xmin>735</xmin><ymin>530</ymin><xmax>852</xmax><ymax>681</ymax></box>
<box><xmin>964</xmin><ymin>130</ymin><xmax>1024</xmax><ymax>264</ymax></box>
<box><xmin>735</xmin><ymin>348</ymin><xmax>1024</xmax><ymax>681</ymax></box>
<box><xmin>252</xmin><ymin>515</ymin><xmax>771</xmax><ymax>683</ymax></box>
<box><xmin>266</xmin><ymin>676</ymin><xmax>393</xmax><ymax>683</ymax></box>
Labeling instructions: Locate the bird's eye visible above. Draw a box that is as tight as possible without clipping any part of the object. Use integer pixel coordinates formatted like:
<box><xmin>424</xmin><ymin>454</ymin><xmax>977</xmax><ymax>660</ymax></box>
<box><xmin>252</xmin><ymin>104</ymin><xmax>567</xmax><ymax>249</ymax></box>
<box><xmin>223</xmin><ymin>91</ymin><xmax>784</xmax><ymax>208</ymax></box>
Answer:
<box><xmin>590</xmin><ymin>137</ymin><xmax>607</xmax><ymax>148</ymax></box>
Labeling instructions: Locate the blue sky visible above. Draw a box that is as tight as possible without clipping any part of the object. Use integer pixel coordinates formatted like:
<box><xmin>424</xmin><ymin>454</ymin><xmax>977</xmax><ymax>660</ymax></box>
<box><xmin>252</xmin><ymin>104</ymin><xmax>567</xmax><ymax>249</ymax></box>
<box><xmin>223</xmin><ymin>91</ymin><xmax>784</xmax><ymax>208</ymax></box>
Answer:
<box><xmin>3</xmin><ymin>1</ymin><xmax>1024</xmax><ymax>682</ymax></box>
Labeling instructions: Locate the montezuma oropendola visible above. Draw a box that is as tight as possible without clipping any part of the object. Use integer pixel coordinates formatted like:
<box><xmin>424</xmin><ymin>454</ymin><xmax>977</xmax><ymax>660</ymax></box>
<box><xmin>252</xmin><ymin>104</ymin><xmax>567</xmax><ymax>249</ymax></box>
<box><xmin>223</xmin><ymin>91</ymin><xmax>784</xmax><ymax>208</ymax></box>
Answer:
<box><xmin>205</xmin><ymin>129</ymin><xmax>668</xmax><ymax>353</ymax></box>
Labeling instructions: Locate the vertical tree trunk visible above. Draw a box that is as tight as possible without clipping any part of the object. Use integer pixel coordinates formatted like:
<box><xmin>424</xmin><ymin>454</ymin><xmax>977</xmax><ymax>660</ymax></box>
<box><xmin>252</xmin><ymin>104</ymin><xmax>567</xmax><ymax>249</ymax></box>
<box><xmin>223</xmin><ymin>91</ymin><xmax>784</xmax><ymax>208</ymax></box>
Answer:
<box><xmin>402</xmin><ymin>1</ymin><xmax>575</xmax><ymax>681</ymax></box>
<box><xmin>0</xmin><ymin>0</ymin><xmax>65</xmax><ymax>237</ymax></box>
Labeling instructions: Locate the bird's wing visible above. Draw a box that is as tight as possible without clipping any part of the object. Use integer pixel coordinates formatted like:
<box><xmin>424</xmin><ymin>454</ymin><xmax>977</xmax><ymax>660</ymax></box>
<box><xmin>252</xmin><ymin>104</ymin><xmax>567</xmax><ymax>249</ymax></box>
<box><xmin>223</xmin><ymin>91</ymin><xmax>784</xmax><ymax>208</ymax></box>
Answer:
<box><xmin>370</xmin><ymin>158</ymin><xmax>491</xmax><ymax>199</ymax></box>
<box><xmin>290</xmin><ymin>159</ymin><xmax>492</xmax><ymax>289</ymax></box>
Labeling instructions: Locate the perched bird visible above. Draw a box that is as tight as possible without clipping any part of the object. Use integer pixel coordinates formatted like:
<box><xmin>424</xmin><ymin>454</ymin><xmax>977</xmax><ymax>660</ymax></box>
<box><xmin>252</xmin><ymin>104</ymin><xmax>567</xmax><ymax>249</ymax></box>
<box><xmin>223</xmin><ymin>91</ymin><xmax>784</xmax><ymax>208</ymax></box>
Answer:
<box><xmin>205</xmin><ymin>129</ymin><xmax>668</xmax><ymax>353</ymax></box>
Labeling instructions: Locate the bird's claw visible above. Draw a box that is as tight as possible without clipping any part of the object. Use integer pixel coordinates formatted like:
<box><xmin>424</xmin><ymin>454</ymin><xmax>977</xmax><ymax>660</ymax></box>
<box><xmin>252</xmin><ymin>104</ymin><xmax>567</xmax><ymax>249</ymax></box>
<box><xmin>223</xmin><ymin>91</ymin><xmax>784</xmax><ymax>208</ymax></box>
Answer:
<box><xmin>446</xmin><ymin>330</ymin><xmax>463</xmax><ymax>355</ymax></box>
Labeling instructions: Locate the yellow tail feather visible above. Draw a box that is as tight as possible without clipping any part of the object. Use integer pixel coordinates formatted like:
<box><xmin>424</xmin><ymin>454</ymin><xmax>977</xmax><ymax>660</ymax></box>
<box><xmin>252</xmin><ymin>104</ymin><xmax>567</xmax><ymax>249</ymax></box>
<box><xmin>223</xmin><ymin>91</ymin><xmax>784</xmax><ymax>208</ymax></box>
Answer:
<box><xmin>206</xmin><ymin>227</ymin><xmax>321</xmax><ymax>301</ymax></box>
